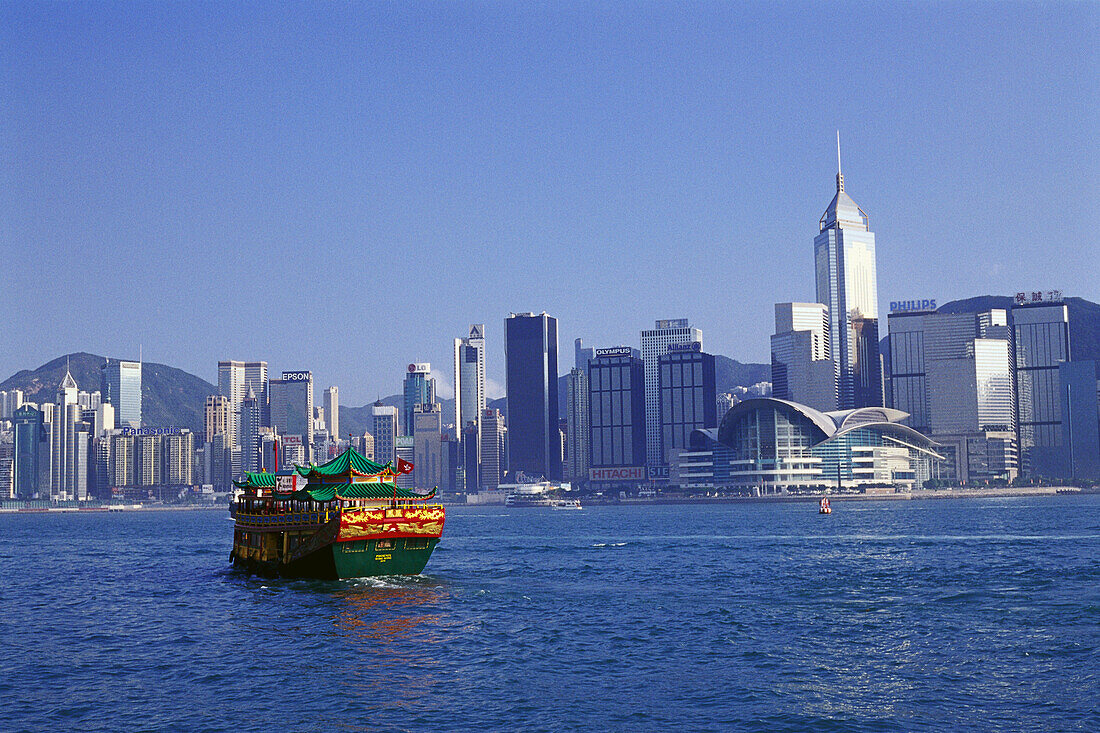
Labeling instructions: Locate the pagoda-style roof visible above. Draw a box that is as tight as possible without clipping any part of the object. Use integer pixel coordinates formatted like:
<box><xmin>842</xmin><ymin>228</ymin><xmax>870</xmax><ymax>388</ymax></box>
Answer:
<box><xmin>293</xmin><ymin>446</ymin><xmax>388</xmax><ymax>479</ymax></box>
<box><xmin>233</xmin><ymin>472</ymin><xmax>278</xmax><ymax>489</ymax></box>
<box><xmin>234</xmin><ymin>446</ymin><xmax>436</xmax><ymax>502</ymax></box>
<box><xmin>289</xmin><ymin>484</ymin><xmax>436</xmax><ymax>502</ymax></box>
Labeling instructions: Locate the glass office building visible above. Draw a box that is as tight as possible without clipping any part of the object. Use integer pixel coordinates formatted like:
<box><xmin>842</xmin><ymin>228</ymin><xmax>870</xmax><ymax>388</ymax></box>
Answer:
<box><xmin>402</xmin><ymin>364</ymin><xmax>436</xmax><ymax>436</ymax></box>
<box><xmin>588</xmin><ymin>348</ymin><xmax>646</xmax><ymax>472</ymax></box>
<box><xmin>814</xmin><ymin>156</ymin><xmax>882</xmax><ymax>409</ymax></box>
<box><xmin>268</xmin><ymin>371</ymin><xmax>314</xmax><ymax>462</ymax></box>
<box><xmin>101</xmin><ymin>359</ymin><xmax>142</xmax><ymax>428</ymax></box>
<box><xmin>504</xmin><ymin>313</ymin><xmax>561</xmax><ymax>481</ymax></box>
<box><xmin>658</xmin><ymin>345</ymin><xmax>717</xmax><ymax>465</ymax></box>
<box><xmin>1013</xmin><ymin>302</ymin><xmax>1070</xmax><ymax>477</ymax></box>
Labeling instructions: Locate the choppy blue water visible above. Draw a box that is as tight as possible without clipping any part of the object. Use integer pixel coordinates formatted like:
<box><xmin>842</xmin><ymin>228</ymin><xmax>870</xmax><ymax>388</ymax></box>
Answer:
<box><xmin>1</xmin><ymin>496</ymin><xmax>1098</xmax><ymax>732</ymax></box>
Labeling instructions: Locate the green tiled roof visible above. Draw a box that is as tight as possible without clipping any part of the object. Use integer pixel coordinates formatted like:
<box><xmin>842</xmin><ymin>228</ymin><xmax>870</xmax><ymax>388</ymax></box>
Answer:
<box><xmin>294</xmin><ymin>447</ymin><xmax>388</xmax><ymax>477</ymax></box>
<box><xmin>233</xmin><ymin>472</ymin><xmax>278</xmax><ymax>489</ymax></box>
<box><xmin>286</xmin><ymin>484</ymin><xmax>436</xmax><ymax>502</ymax></box>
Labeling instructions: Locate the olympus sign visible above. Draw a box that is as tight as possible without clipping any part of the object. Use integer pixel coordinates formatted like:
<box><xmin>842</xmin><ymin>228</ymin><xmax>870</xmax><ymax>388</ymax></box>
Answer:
<box><xmin>595</xmin><ymin>347</ymin><xmax>632</xmax><ymax>358</ymax></box>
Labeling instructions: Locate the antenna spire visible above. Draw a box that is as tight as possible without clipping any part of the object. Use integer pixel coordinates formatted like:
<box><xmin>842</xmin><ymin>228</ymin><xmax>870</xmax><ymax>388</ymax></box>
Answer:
<box><xmin>835</xmin><ymin>130</ymin><xmax>844</xmax><ymax>193</ymax></box>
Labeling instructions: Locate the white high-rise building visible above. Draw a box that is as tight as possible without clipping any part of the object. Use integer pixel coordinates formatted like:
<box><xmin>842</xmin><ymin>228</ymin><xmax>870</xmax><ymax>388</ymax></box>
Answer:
<box><xmin>454</xmin><ymin>324</ymin><xmax>486</xmax><ymax>475</ymax></box>
<box><xmin>814</xmin><ymin>136</ymin><xmax>882</xmax><ymax>409</ymax></box>
<box><xmin>50</xmin><ymin>369</ymin><xmax>89</xmax><ymax>500</ymax></box>
<box><xmin>771</xmin><ymin>303</ymin><xmax>837</xmax><ymax>412</ymax></box>
<box><xmin>371</xmin><ymin>403</ymin><xmax>399</xmax><ymax>466</ymax></box>
<box><xmin>641</xmin><ymin>319</ymin><xmax>702</xmax><ymax>465</ymax></box>
<box><xmin>219</xmin><ymin>360</ymin><xmax>268</xmax><ymax>447</ymax></box>
<box><xmin>565</xmin><ymin>367</ymin><xmax>589</xmax><ymax>481</ymax></box>
<box><xmin>324</xmin><ymin>386</ymin><xmax>339</xmax><ymax>440</ymax></box>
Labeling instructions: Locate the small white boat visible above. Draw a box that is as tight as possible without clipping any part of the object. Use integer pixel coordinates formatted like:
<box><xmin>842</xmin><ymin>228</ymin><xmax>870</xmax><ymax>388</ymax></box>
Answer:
<box><xmin>552</xmin><ymin>499</ymin><xmax>583</xmax><ymax>510</ymax></box>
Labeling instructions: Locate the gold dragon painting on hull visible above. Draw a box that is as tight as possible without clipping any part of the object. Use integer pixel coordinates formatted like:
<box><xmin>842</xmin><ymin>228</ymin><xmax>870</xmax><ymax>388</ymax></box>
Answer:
<box><xmin>338</xmin><ymin>506</ymin><xmax>446</xmax><ymax>541</ymax></box>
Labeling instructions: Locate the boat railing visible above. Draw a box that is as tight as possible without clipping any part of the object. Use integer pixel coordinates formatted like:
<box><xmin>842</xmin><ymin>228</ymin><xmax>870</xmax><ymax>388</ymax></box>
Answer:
<box><xmin>234</xmin><ymin>509</ymin><xmax>330</xmax><ymax>527</ymax></box>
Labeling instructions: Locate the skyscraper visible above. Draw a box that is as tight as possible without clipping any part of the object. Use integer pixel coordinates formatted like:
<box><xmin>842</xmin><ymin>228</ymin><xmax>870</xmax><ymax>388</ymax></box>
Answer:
<box><xmin>887</xmin><ymin>307</ymin><xmax>1017</xmax><ymax>482</ymax></box>
<box><xmin>204</xmin><ymin>395</ymin><xmax>231</xmax><ymax>445</ymax></box>
<box><xmin>323</xmin><ymin>386</ymin><xmax>339</xmax><ymax>440</ymax></box>
<box><xmin>101</xmin><ymin>359</ymin><xmax>142</xmax><ymax>428</ymax></box>
<box><xmin>1013</xmin><ymin>301</ymin><xmax>1071</xmax><ymax>477</ymax></box>
<box><xmin>641</xmin><ymin>318</ymin><xmax>702</xmax><ymax>464</ymax></box>
<box><xmin>658</xmin><ymin>342</ymin><xmax>717</xmax><ymax>464</ymax></box>
<box><xmin>505</xmin><ymin>312</ymin><xmax>560</xmax><ymax>481</ymax></box>
<box><xmin>574</xmin><ymin>338</ymin><xmax>595</xmax><ymax>371</ymax></box>
<box><xmin>218</xmin><ymin>360</ymin><xmax>268</xmax><ymax>445</ymax></box>
<box><xmin>479</xmin><ymin>408</ymin><xmax>507</xmax><ymax>490</ymax></box>
<box><xmin>240</xmin><ymin>386</ymin><xmax>261</xmax><ymax>473</ymax></box>
<box><xmin>770</xmin><ymin>303</ymin><xmax>837</xmax><ymax>411</ymax></box>
<box><xmin>161</xmin><ymin>430</ymin><xmax>194</xmax><ymax>486</ymax></box>
<box><xmin>13</xmin><ymin>405</ymin><xmax>44</xmax><ymax>499</ymax></box>
<box><xmin>403</xmin><ymin>364</ymin><xmax>436</xmax><ymax>436</ymax></box>
<box><xmin>454</xmin><ymin>324</ymin><xmax>486</xmax><ymax>467</ymax></box>
<box><xmin>814</xmin><ymin>137</ymin><xmax>882</xmax><ymax>409</ymax></box>
<box><xmin>1059</xmin><ymin>360</ymin><xmax>1100</xmax><ymax>481</ymax></box>
<box><xmin>268</xmin><ymin>371</ymin><xmax>314</xmax><ymax>461</ymax></box>
<box><xmin>371</xmin><ymin>403</ymin><xmax>398</xmax><ymax>466</ymax></box>
<box><xmin>564</xmin><ymin>366</ymin><xmax>589</xmax><ymax>482</ymax></box>
<box><xmin>588</xmin><ymin>347</ymin><xmax>647</xmax><ymax>486</ymax></box>
<box><xmin>413</xmin><ymin>403</ymin><xmax>443</xmax><ymax>491</ymax></box>
<box><xmin>50</xmin><ymin>369</ymin><xmax>83</xmax><ymax>500</ymax></box>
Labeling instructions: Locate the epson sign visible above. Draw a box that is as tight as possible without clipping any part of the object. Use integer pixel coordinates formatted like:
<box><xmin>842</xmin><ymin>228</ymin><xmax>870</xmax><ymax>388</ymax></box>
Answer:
<box><xmin>282</xmin><ymin>371</ymin><xmax>311</xmax><ymax>381</ymax></box>
<box><xmin>889</xmin><ymin>299</ymin><xmax>937</xmax><ymax>314</ymax></box>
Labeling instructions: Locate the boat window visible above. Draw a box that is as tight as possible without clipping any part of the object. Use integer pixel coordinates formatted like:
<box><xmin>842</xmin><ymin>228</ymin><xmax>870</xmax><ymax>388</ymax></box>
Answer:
<box><xmin>405</xmin><ymin>538</ymin><xmax>429</xmax><ymax>550</ymax></box>
<box><xmin>376</xmin><ymin>539</ymin><xmax>394</xmax><ymax>550</ymax></box>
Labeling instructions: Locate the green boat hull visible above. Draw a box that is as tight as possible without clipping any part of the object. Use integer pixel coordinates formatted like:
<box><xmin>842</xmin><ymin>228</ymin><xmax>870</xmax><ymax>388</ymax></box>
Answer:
<box><xmin>233</xmin><ymin>537</ymin><xmax>440</xmax><ymax>580</ymax></box>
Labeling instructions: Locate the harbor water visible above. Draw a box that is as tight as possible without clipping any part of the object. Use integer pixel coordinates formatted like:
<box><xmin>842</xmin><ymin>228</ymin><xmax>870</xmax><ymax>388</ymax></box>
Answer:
<box><xmin>2</xmin><ymin>496</ymin><xmax>1098</xmax><ymax>732</ymax></box>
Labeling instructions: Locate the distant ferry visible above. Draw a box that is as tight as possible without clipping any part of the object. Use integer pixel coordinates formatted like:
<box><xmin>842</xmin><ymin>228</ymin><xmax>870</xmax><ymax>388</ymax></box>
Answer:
<box><xmin>230</xmin><ymin>447</ymin><xmax>445</xmax><ymax>580</ymax></box>
<box><xmin>552</xmin><ymin>499</ymin><xmax>583</xmax><ymax>510</ymax></box>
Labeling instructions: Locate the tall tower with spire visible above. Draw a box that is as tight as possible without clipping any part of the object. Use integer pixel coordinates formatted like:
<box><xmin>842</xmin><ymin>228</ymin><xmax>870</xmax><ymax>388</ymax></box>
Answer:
<box><xmin>814</xmin><ymin>134</ymin><xmax>883</xmax><ymax>409</ymax></box>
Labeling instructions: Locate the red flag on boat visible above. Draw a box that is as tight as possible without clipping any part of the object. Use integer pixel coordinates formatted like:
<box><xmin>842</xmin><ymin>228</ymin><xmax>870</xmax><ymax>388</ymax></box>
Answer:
<box><xmin>396</xmin><ymin>458</ymin><xmax>415</xmax><ymax>474</ymax></box>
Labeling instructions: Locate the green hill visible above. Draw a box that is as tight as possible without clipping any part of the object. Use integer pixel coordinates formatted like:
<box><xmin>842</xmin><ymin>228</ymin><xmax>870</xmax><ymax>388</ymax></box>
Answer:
<box><xmin>0</xmin><ymin>352</ymin><xmax>215</xmax><ymax>434</ymax></box>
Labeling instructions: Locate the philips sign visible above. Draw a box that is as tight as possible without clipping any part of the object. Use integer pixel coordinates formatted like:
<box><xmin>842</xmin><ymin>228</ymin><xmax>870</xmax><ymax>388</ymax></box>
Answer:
<box><xmin>889</xmin><ymin>299</ymin><xmax>937</xmax><ymax>314</ymax></box>
<box><xmin>282</xmin><ymin>371</ymin><xmax>311</xmax><ymax>381</ymax></box>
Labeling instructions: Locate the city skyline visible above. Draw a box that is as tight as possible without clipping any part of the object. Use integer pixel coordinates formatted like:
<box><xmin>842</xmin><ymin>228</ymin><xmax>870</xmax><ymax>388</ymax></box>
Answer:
<box><xmin>2</xmin><ymin>3</ymin><xmax>1097</xmax><ymax>405</ymax></box>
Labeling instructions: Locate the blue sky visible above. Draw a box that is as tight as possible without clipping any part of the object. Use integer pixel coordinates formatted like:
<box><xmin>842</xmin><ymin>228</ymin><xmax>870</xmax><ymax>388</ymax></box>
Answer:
<box><xmin>1</xmin><ymin>1</ymin><xmax>1097</xmax><ymax>406</ymax></box>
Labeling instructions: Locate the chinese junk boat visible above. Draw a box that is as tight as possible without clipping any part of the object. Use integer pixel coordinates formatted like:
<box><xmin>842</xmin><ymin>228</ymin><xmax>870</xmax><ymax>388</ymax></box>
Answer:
<box><xmin>230</xmin><ymin>447</ymin><xmax>445</xmax><ymax>579</ymax></box>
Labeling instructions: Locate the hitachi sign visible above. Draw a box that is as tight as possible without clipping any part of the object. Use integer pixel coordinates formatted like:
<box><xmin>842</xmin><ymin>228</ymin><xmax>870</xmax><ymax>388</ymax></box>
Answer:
<box><xmin>889</xmin><ymin>299</ymin><xmax>937</xmax><ymax>313</ymax></box>
<box><xmin>589</xmin><ymin>466</ymin><xmax>646</xmax><ymax>482</ymax></box>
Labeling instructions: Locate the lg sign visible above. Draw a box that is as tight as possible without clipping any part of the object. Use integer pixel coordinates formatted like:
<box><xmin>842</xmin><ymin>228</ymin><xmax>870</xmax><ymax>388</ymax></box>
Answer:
<box><xmin>408</xmin><ymin>363</ymin><xmax>431</xmax><ymax>374</ymax></box>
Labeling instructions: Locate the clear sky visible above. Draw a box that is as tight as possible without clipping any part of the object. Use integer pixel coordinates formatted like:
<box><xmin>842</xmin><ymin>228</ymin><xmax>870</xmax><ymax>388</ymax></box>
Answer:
<box><xmin>2</xmin><ymin>1</ymin><xmax>1097</xmax><ymax>406</ymax></box>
